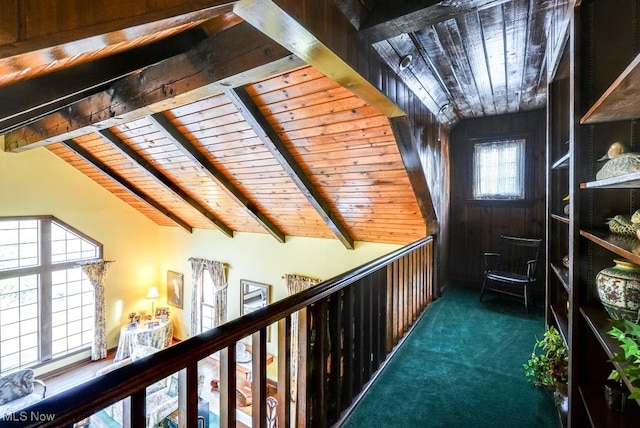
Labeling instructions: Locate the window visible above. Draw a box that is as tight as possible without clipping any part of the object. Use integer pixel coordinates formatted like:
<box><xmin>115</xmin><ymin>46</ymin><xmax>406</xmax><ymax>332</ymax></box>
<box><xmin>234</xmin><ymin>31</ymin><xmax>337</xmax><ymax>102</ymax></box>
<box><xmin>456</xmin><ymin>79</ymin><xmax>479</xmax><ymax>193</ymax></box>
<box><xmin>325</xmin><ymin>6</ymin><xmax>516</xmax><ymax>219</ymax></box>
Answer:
<box><xmin>201</xmin><ymin>271</ymin><xmax>215</xmax><ymax>331</ymax></box>
<box><xmin>0</xmin><ymin>217</ymin><xmax>101</xmax><ymax>374</ymax></box>
<box><xmin>472</xmin><ymin>138</ymin><xmax>526</xmax><ymax>200</ymax></box>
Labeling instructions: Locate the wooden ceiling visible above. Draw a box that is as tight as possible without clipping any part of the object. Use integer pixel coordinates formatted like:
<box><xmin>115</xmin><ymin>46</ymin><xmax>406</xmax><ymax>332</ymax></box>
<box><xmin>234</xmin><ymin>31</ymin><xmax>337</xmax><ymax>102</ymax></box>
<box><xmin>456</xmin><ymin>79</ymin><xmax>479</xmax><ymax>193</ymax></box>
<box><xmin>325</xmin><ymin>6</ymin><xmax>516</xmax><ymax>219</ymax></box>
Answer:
<box><xmin>0</xmin><ymin>0</ymin><xmax>565</xmax><ymax>246</ymax></box>
<box><xmin>341</xmin><ymin>0</ymin><xmax>568</xmax><ymax>122</ymax></box>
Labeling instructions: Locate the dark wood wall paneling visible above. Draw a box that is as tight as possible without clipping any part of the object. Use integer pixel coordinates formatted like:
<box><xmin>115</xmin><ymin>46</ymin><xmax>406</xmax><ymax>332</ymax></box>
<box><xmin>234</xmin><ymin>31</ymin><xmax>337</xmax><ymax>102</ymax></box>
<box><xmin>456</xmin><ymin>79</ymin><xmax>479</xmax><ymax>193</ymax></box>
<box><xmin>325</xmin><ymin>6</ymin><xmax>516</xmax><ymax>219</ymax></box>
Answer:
<box><xmin>450</xmin><ymin>109</ymin><xmax>546</xmax><ymax>289</ymax></box>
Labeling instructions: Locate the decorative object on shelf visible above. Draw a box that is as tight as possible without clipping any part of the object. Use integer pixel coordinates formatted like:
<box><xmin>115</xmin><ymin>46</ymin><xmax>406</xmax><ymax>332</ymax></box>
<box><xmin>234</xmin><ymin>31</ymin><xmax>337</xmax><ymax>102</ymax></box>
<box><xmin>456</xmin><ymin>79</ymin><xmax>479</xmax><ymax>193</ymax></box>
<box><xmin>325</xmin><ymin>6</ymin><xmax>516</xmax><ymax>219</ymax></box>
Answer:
<box><xmin>606</xmin><ymin>209</ymin><xmax>640</xmax><ymax>236</ymax></box>
<box><xmin>596</xmin><ymin>259</ymin><xmax>640</xmax><ymax>321</ymax></box>
<box><xmin>562</xmin><ymin>255</ymin><xmax>570</xmax><ymax>269</ymax></box>
<box><xmin>167</xmin><ymin>271</ymin><xmax>184</xmax><ymax>309</ymax></box>
<box><xmin>562</xmin><ymin>195</ymin><xmax>570</xmax><ymax>215</ymax></box>
<box><xmin>606</xmin><ymin>318</ymin><xmax>640</xmax><ymax>400</ymax></box>
<box><xmin>604</xmin><ymin>379</ymin><xmax>630</xmax><ymax>412</ymax></box>
<box><xmin>523</xmin><ymin>326</ymin><xmax>569</xmax><ymax>406</ymax></box>
<box><xmin>596</xmin><ymin>141</ymin><xmax>640</xmax><ymax>180</ymax></box>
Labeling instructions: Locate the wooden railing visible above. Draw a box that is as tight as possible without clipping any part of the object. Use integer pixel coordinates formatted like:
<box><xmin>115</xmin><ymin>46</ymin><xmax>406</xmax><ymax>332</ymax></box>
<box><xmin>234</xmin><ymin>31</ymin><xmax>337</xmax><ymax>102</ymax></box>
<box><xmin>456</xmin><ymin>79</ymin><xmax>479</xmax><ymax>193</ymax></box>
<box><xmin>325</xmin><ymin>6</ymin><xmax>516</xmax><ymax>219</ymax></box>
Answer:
<box><xmin>3</xmin><ymin>237</ymin><xmax>433</xmax><ymax>428</ymax></box>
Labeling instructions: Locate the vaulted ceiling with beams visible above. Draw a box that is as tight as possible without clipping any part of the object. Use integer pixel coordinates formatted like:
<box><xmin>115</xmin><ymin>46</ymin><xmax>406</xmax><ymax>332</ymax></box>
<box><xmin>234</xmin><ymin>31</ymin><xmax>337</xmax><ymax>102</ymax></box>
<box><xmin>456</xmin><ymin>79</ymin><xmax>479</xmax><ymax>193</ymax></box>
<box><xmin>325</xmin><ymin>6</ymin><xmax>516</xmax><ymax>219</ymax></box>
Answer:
<box><xmin>0</xmin><ymin>0</ymin><xmax>565</xmax><ymax>246</ymax></box>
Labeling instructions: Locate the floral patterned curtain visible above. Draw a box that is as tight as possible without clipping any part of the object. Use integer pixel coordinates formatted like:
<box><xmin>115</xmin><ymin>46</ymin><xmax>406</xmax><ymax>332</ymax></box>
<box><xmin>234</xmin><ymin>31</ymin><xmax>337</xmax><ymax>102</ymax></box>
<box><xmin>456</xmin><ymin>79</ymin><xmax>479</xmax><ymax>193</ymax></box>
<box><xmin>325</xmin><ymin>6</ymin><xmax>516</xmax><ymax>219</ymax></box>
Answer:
<box><xmin>189</xmin><ymin>257</ymin><xmax>228</xmax><ymax>336</ymax></box>
<box><xmin>285</xmin><ymin>274</ymin><xmax>321</xmax><ymax>403</ymax></box>
<box><xmin>77</xmin><ymin>259</ymin><xmax>114</xmax><ymax>360</ymax></box>
<box><xmin>206</xmin><ymin>261</ymin><xmax>228</xmax><ymax>328</ymax></box>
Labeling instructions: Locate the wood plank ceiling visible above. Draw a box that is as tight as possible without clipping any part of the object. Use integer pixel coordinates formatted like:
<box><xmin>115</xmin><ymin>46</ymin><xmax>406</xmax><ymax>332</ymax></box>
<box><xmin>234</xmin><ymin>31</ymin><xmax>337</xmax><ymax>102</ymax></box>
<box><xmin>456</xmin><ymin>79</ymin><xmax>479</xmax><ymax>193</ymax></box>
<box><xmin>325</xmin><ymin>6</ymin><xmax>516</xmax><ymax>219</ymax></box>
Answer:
<box><xmin>0</xmin><ymin>0</ymin><xmax>564</xmax><ymax>246</ymax></box>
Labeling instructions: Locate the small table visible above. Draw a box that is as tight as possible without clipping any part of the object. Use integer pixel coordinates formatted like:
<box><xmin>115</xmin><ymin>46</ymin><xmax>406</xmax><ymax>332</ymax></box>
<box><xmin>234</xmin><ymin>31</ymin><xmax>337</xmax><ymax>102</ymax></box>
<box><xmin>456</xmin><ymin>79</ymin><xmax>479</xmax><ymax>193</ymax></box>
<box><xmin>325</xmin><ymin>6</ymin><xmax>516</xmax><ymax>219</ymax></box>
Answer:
<box><xmin>114</xmin><ymin>320</ymin><xmax>173</xmax><ymax>361</ymax></box>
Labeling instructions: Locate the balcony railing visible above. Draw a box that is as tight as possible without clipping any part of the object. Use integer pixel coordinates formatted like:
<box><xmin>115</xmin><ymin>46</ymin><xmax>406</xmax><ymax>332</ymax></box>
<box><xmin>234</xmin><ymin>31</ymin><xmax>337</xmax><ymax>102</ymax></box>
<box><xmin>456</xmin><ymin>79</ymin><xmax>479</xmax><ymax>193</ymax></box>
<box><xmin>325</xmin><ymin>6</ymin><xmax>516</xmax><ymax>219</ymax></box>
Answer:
<box><xmin>3</xmin><ymin>237</ymin><xmax>433</xmax><ymax>428</ymax></box>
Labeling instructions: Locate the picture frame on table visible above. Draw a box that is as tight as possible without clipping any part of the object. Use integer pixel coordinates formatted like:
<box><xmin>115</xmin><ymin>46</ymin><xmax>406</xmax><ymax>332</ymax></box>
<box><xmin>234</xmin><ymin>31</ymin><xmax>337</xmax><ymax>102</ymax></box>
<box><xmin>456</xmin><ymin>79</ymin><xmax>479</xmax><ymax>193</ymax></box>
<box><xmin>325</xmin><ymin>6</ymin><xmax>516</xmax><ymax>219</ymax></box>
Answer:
<box><xmin>167</xmin><ymin>271</ymin><xmax>184</xmax><ymax>309</ymax></box>
<box><xmin>155</xmin><ymin>307</ymin><xmax>170</xmax><ymax>318</ymax></box>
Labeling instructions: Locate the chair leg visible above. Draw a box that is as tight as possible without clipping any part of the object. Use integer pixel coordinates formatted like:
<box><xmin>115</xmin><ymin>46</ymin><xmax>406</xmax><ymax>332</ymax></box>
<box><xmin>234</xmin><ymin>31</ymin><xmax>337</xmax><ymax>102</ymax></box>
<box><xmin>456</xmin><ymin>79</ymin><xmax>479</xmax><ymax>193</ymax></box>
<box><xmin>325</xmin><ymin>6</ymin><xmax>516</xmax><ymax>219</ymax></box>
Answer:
<box><xmin>479</xmin><ymin>275</ymin><xmax>488</xmax><ymax>301</ymax></box>
<box><xmin>524</xmin><ymin>285</ymin><xmax>529</xmax><ymax>313</ymax></box>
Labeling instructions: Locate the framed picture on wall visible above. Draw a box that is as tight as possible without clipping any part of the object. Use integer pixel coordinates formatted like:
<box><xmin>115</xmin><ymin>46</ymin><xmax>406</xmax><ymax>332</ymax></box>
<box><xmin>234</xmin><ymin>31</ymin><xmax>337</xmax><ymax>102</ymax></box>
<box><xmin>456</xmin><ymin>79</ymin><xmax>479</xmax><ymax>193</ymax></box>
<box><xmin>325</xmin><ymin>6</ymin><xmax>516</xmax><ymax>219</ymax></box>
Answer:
<box><xmin>167</xmin><ymin>271</ymin><xmax>184</xmax><ymax>309</ymax></box>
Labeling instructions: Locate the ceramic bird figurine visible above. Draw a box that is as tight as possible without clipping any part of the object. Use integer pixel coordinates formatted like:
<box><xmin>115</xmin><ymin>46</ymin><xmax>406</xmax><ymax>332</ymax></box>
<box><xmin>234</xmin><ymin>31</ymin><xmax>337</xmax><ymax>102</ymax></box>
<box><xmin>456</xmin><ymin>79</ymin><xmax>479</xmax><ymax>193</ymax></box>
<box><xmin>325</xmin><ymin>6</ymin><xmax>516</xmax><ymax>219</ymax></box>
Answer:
<box><xmin>596</xmin><ymin>142</ymin><xmax>640</xmax><ymax>180</ymax></box>
<box><xmin>606</xmin><ymin>209</ymin><xmax>640</xmax><ymax>236</ymax></box>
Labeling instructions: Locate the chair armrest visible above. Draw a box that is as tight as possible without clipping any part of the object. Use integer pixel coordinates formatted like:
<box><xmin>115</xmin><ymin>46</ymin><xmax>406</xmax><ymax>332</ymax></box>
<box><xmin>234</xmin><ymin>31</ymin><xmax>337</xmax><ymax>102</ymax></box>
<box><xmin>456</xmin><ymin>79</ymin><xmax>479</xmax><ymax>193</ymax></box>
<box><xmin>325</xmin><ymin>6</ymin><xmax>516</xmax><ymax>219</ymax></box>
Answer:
<box><xmin>526</xmin><ymin>259</ymin><xmax>537</xmax><ymax>279</ymax></box>
<box><xmin>484</xmin><ymin>252</ymin><xmax>501</xmax><ymax>271</ymax></box>
<box><xmin>33</xmin><ymin>379</ymin><xmax>46</xmax><ymax>398</ymax></box>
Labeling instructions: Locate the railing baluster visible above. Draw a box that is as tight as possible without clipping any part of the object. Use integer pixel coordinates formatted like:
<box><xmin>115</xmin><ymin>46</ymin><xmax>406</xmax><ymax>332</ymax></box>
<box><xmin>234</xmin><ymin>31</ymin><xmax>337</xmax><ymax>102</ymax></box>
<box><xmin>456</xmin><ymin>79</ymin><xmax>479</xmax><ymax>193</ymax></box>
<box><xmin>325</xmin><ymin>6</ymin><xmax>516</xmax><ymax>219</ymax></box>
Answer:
<box><xmin>277</xmin><ymin>315</ymin><xmax>292</xmax><ymax>428</ymax></box>
<box><xmin>297</xmin><ymin>307</ymin><xmax>309</xmax><ymax>427</ymax></box>
<box><xmin>398</xmin><ymin>257</ymin><xmax>404</xmax><ymax>339</ymax></box>
<box><xmin>353</xmin><ymin>279</ymin><xmax>364</xmax><ymax>395</ymax></box>
<box><xmin>177</xmin><ymin>362</ymin><xmax>198</xmax><ymax>428</ymax></box>
<box><xmin>386</xmin><ymin>264</ymin><xmax>393</xmax><ymax>353</ymax></box>
<box><xmin>251</xmin><ymin>329</ymin><xmax>267</xmax><ymax>428</ymax></box>
<box><xmin>342</xmin><ymin>284</ymin><xmax>354</xmax><ymax>408</ymax></box>
<box><xmin>123</xmin><ymin>389</ymin><xmax>145</xmax><ymax>428</ymax></box>
<box><xmin>376</xmin><ymin>268</ymin><xmax>386</xmax><ymax>368</ymax></box>
<box><xmin>220</xmin><ymin>345</ymin><xmax>237</xmax><ymax>427</ymax></box>
<box><xmin>328</xmin><ymin>292</ymin><xmax>342</xmax><ymax>422</ymax></box>
<box><xmin>370</xmin><ymin>272</ymin><xmax>380</xmax><ymax>372</ymax></box>
<box><xmin>315</xmin><ymin>298</ymin><xmax>329</xmax><ymax>427</ymax></box>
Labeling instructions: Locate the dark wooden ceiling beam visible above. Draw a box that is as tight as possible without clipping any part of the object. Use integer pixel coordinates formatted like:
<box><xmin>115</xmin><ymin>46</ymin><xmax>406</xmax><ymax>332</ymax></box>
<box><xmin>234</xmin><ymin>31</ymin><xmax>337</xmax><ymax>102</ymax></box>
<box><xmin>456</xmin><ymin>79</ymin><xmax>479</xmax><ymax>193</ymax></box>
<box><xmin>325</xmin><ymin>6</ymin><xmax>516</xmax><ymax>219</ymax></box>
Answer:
<box><xmin>226</xmin><ymin>87</ymin><xmax>355</xmax><ymax>250</ymax></box>
<box><xmin>234</xmin><ymin>0</ymin><xmax>404</xmax><ymax>120</ymax></box>
<box><xmin>0</xmin><ymin>28</ymin><xmax>209</xmax><ymax>134</ymax></box>
<box><xmin>4</xmin><ymin>22</ymin><xmax>304</xmax><ymax>152</ymax></box>
<box><xmin>147</xmin><ymin>113</ymin><xmax>286</xmax><ymax>243</ymax></box>
<box><xmin>360</xmin><ymin>0</ymin><xmax>510</xmax><ymax>43</ymax></box>
<box><xmin>389</xmin><ymin>116</ymin><xmax>438</xmax><ymax>235</ymax></box>
<box><xmin>97</xmin><ymin>128</ymin><xmax>234</xmax><ymax>238</ymax></box>
<box><xmin>60</xmin><ymin>139</ymin><xmax>193</xmax><ymax>233</ymax></box>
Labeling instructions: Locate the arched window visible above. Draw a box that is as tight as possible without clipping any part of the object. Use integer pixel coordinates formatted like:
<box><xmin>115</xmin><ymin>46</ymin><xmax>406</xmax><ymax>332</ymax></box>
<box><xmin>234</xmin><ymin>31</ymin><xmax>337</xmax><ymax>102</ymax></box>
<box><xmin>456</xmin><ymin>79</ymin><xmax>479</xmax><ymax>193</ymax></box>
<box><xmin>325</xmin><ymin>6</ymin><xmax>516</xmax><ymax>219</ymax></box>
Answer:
<box><xmin>0</xmin><ymin>216</ymin><xmax>102</xmax><ymax>374</ymax></box>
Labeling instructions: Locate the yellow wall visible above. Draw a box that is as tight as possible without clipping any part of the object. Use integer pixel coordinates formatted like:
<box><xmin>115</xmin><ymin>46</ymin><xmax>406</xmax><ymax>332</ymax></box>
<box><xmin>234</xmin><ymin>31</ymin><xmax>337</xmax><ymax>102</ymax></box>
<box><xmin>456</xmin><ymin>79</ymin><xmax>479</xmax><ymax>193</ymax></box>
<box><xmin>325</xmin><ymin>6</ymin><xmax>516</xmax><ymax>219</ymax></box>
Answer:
<box><xmin>0</xmin><ymin>143</ymin><xmax>160</xmax><ymax>372</ymax></box>
<box><xmin>0</xmin><ymin>138</ymin><xmax>401</xmax><ymax>372</ymax></box>
<box><xmin>157</xmin><ymin>228</ymin><xmax>401</xmax><ymax>341</ymax></box>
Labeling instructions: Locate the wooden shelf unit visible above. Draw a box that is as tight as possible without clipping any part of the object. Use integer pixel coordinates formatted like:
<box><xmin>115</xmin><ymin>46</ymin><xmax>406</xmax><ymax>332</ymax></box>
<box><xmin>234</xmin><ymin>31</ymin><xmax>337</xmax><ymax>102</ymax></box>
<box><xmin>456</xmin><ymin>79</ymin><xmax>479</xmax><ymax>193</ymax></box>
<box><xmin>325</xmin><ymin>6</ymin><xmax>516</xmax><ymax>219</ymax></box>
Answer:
<box><xmin>545</xmin><ymin>1</ymin><xmax>640</xmax><ymax>426</ymax></box>
<box><xmin>580</xmin><ymin>52</ymin><xmax>640</xmax><ymax>124</ymax></box>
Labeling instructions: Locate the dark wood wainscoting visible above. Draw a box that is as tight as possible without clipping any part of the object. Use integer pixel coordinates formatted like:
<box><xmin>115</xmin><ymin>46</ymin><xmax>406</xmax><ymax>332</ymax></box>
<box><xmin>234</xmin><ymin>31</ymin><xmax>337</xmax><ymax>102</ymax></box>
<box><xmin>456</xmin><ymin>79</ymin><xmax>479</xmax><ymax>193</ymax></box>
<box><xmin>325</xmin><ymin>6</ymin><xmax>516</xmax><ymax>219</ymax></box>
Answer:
<box><xmin>449</xmin><ymin>109</ymin><xmax>546</xmax><ymax>290</ymax></box>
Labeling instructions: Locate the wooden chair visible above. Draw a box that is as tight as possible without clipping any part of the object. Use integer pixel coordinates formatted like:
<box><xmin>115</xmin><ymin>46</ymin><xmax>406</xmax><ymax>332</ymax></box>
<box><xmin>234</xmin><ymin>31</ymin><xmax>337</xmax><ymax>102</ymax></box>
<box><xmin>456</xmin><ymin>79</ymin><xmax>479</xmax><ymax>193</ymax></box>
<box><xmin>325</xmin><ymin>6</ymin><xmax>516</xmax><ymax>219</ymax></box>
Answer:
<box><xmin>479</xmin><ymin>235</ymin><xmax>542</xmax><ymax>312</ymax></box>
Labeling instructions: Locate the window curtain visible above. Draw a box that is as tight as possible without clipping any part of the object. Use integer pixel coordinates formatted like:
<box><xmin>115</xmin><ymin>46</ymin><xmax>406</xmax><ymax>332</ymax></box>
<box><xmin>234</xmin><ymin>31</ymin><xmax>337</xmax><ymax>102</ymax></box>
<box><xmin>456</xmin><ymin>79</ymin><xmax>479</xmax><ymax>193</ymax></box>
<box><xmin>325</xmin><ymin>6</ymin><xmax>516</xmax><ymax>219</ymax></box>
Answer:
<box><xmin>285</xmin><ymin>274</ymin><xmax>321</xmax><ymax>402</ymax></box>
<box><xmin>77</xmin><ymin>259</ymin><xmax>114</xmax><ymax>360</ymax></box>
<box><xmin>189</xmin><ymin>257</ymin><xmax>228</xmax><ymax>336</ymax></box>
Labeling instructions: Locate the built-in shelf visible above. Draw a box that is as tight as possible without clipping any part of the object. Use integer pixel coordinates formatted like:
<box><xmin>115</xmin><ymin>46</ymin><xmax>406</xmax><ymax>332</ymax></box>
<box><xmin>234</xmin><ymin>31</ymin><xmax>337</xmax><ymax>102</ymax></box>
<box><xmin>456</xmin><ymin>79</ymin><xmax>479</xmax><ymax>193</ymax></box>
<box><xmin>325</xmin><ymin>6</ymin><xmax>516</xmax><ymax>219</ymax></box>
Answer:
<box><xmin>579</xmin><ymin>383</ymin><xmax>640</xmax><ymax>428</ymax></box>
<box><xmin>551</xmin><ymin>263</ymin><xmax>570</xmax><ymax>293</ymax></box>
<box><xmin>581</xmin><ymin>51</ymin><xmax>640</xmax><ymax>124</ymax></box>
<box><xmin>551</xmin><ymin>213</ymin><xmax>570</xmax><ymax>224</ymax></box>
<box><xmin>550</xmin><ymin>304</ymin><xmax>569</xmax><ymax>345</ymax></box>
<box><xmin>552</xmin><ymin>151</ymin><xmax>570</xmax><ymax>169</ymax></box>
<box><xmin>580</xmin><ymin>306</ymin><xmax>639</xmax><ymax>406</ymax></box>
<box><xmin>581</xmin><ymin>171</ymin><xmax>640</xmax><ymax>189</ymax></box>
<box><xmin>580</xmin><ymin>229</ymin><xmax>640</xmax><ymax>265</ymax></box>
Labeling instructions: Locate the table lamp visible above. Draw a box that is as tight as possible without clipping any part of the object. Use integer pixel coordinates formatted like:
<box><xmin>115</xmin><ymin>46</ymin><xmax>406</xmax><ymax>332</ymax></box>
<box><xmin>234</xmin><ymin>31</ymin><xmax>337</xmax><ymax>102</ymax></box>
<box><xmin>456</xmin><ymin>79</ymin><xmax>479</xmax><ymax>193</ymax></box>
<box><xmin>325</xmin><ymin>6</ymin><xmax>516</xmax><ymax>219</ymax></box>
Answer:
<box><xmin>146</xmin><ymin>286</ymin><xmax>160</xmax><ymax>315</ymax></box>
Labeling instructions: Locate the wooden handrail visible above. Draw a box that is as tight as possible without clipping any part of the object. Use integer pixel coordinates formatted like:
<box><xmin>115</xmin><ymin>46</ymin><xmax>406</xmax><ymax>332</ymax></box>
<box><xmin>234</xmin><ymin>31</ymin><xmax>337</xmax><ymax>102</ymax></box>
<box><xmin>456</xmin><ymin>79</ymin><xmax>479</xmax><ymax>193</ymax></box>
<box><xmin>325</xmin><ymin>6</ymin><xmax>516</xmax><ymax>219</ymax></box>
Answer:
<box><xmin>2</xmin><ymin>236</ymin><xmax>433</xmax><ymax>428</ymax></box>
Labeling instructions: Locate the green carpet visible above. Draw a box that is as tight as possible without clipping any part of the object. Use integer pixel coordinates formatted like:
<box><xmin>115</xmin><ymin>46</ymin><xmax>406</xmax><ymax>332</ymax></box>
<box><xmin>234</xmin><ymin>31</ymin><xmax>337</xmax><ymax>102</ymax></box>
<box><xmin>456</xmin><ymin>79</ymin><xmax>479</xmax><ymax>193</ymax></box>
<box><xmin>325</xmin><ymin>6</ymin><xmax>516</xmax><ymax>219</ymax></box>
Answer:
<box><xmin>343</xmin><ymin>286</ymin><xmax>560</xmax><ymax>428</ymax></box>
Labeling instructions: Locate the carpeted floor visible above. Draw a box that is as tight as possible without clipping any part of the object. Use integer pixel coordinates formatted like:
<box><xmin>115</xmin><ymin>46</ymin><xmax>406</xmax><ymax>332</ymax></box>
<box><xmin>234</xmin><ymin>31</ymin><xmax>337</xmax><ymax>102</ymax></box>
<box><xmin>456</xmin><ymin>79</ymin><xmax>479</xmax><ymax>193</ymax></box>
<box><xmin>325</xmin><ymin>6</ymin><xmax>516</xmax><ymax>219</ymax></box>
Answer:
<box><xmin>342</xmin><ymin>285</ymin><xmax>561</xmax><ymax>428</ymax></box>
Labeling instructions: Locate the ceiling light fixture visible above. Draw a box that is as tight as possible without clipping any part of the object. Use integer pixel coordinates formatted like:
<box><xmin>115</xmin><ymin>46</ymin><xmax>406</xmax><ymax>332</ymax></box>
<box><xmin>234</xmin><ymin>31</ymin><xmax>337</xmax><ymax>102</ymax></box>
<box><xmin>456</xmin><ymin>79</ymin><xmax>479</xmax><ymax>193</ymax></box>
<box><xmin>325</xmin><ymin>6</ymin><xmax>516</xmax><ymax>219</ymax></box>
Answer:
<box><xmin>399</xmin><ymin>54</ymin><xmax>412</xmax><ymax>71</ymax></box>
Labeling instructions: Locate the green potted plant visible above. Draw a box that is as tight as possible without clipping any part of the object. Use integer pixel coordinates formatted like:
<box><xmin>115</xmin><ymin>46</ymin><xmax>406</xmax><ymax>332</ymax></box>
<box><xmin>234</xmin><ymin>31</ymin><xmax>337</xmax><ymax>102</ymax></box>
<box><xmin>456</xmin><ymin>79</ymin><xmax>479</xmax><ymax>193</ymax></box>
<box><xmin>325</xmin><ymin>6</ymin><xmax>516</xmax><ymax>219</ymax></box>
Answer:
<box><xmin>524</xmin><ymin>326</ymin><xmax>569</xmax><ymax>402</ymax></box>
<box><xmin>607</xmin><ymin>318</ymin><xmax>640</xmax><ymax>400</ymax></box>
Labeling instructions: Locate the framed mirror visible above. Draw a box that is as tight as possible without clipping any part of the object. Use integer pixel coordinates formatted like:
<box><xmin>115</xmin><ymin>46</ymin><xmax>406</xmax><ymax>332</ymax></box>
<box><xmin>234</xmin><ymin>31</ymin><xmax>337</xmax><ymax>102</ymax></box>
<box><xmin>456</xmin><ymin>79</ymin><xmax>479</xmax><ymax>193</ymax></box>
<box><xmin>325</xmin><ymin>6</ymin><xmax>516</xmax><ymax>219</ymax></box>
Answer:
<box><xmin>240</xmin><ymin>279</ymin><xmax>271</xmax><ymax>316</ymax></box>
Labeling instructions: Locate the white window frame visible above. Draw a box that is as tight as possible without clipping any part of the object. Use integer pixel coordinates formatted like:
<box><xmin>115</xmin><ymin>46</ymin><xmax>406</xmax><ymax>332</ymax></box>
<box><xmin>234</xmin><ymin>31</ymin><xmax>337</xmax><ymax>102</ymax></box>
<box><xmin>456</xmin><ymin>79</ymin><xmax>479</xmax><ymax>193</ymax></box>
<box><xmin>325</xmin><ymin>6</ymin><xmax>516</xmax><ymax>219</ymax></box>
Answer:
<box><xmin>472</xmin><ymin>138</ymin><xmax>526</xmax><ymax>200</ymax></box>
<box><xmin>0</xmin><ymin>216</ymin><xmax>102</xmax><ymax>374</ymax></box>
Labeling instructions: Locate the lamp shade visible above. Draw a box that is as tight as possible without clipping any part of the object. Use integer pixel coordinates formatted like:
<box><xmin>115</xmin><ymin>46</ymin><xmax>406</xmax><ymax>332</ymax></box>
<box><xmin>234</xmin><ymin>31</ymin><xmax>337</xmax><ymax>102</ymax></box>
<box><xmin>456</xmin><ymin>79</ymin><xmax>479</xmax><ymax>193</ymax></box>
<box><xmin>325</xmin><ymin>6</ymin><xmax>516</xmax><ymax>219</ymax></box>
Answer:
<box><xmin>146</xmin><ymin>287</ymin><xmax>160</xmax><ymax>300</ymax></box>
